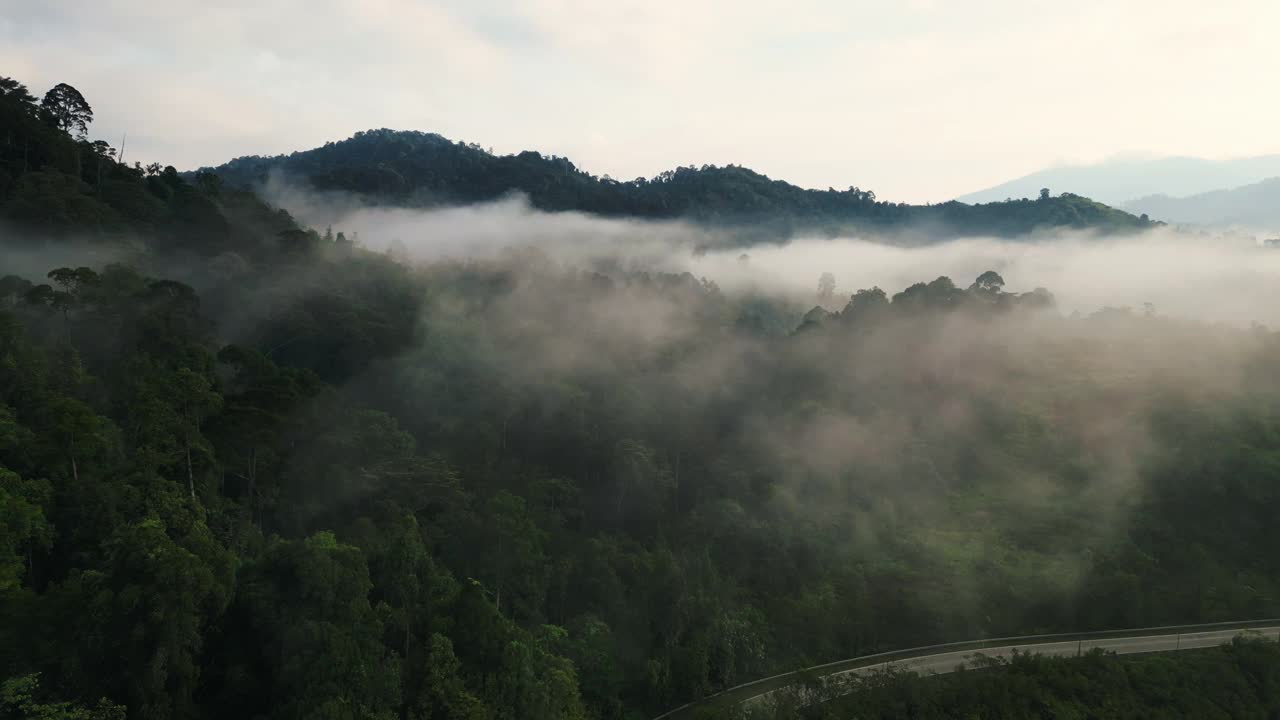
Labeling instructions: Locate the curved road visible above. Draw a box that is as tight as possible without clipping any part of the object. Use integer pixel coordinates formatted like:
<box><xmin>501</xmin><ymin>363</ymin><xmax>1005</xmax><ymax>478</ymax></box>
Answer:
<box><xmin>654</xmin><ymin>620</ymin><xmax>1280</xmax><ymax>719</ymax></box>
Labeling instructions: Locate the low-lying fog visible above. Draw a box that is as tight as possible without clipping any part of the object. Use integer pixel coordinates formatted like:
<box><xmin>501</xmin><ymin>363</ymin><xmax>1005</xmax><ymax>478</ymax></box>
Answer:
<box><xmin>268</xmin><ymin>180</ymin><xmax>1280</xmax><ymax>327</ymax></box>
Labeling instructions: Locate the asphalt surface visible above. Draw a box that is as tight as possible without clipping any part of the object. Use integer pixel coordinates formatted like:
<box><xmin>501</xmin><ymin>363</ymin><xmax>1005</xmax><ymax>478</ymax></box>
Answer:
<box><xmin>655</xmin><ymin>622</ymin><xmax>1280</xmax><ymax>719</ymax></box>
<box><xmin>748</xmin><ymin>626</ymin><xmax>1280</xmax><ymax>711</ymax></box>
<box><xmin>829</xmin><ymin>626</ymin><xmax>1280</xmax><ymax>681</ymax></box>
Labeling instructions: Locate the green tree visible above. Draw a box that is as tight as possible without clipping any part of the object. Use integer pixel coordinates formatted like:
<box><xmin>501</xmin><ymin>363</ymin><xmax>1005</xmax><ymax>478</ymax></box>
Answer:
<box><xmin>0</xmin><ymin>467</ymin><xmax>52</xmax><ymax>592</ymax></box>
<box><xmin>410</xmin><ymin>634</ymin><xmax>489</xmax><ymax>720</ymax></box>
<box><xmin>970</xmin><ymin>270</ymin><xmax>1006</xmax><ymax>294</ymax></box>
<box><xmin>39</xmin><ymin>84</ymin><xmax>93</xmax><ymax>138</ymax></box>
<box><xmin>229</xmin><ymin>532</ymin><xmax>400</xmax><ymax>720</ymax></box>
<box><xmin>0</xmin><ymin>77</ymin><xmax>38</xmax><ymax>108</ymax></box>
<box><xmin>42</xmin><ymin>518</ymin><xmax>230</xmax><ymax>720</ymax></box>
<box><xmin>0</xmin><ymin>673</ymin><xmax>125</xmax><ymax>720</ymax></box>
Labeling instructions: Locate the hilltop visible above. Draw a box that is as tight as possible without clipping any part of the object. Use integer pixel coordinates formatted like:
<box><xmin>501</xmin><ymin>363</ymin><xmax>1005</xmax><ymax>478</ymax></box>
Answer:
<box><xmin>199</xmin><ymin>129</ymin><xmax>1153</xmax><ymax>240</ymax></box>
<box><xmin>0</xmin><ymin>78</ymin><xmax>307</xmax><ymax>260</ymax></box>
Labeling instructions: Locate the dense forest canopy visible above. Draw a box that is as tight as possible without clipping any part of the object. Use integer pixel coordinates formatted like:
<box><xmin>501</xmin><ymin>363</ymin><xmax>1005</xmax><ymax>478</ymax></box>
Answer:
<box><xmin>2</xmin><ymin>75</ymin><xmax>1279</xmax><ymax>720</ymax></box>
<box><xmin>197</xmin><ymin>129</ymin><xmax>1155</xmax><ymax>242</ymax></box>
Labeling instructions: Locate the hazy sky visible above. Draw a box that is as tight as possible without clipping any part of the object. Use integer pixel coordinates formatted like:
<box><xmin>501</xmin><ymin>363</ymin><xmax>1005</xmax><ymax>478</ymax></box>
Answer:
<box><xmin>3</xmin><ymin>0</ymin><xmax>1278</xmax><ymax>203</ymax></box>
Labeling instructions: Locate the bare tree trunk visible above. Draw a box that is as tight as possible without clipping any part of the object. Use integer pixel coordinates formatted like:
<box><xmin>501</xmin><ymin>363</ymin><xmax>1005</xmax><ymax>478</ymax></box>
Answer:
<box><xmin>495</xmin><ymin>533</ymin><xmax>504</xmax><ymax>614</ymax></box>
<box><xmin>672</xmin><ymin>449</ymin><xmax>683</xmax><ymax>514</ymax></box>
<box><xmin>615</xmin><ymin>477</ymin><xmax>627</xmax><ymax>526</ymax></box>
<box><xmin>186</xmin><ymin>443</ymin><xmax>195</xmax><ymax>500</ymax></box>
<box><xmin>248</xmin><ymin>447</ymin><xmax>258</xmax><ymax>528</ymax></box>
<box><xmin>69</xmin><ymin>434</ymin><xmax>78</xmax><ymax>484</ymax></box>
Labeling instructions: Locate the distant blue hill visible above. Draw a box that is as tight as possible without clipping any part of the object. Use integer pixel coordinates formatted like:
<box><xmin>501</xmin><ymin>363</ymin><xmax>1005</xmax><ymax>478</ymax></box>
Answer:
<box><xmin>1123</xmin><ymin>176</ymin><xmax>1280</xmax><ymax>229</ymax></box>
<box><xmin>958</xmin><ymin>155</ymin><xmax>1280</xmax><ymax>206</ymax></box>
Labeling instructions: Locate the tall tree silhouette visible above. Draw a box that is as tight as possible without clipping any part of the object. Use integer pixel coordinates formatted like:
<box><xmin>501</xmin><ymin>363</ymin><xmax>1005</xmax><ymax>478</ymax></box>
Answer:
<box><xmin>40</xmin><ymin>83</ymin><xmax>93</xmax><ymax>137</ymax></box>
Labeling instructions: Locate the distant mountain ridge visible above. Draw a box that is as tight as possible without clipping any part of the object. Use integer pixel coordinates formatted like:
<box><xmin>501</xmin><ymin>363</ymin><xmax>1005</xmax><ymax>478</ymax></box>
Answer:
<box><xmin>197</xmin><ymin>129</ymin><xmax>1153</xmax><ymax>241</ymax></box>
<box><xmin>958</xmin><ymin>155</ymin><xmax>1280</xmax><ymax>207</ymax></box>
<box><xmin>1123</xmin><ymin>177</ymin><xmax>1280</xmax><ymax>229</ymax></box>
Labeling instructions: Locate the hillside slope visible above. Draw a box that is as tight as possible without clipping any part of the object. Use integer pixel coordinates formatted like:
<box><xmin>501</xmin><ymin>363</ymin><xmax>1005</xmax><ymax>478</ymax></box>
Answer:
<box><xmin>199</xmin><ymin>129</ymin><xmax>1153</xmax><ymax>240</ymax></box>
<box><xmin>0</xmin><ymin>81</ymin><xmax>304</xmax><ymax>259</ymax></box>
<box><xmin>8</xmin><ymin>74</ymin><xmax>1280</xmax><ymax>720</ymax></box>
<box><xmin>1124</xmin><ymin>176</ymin><xmax>1280</xmax><ymax>229</ymax></box>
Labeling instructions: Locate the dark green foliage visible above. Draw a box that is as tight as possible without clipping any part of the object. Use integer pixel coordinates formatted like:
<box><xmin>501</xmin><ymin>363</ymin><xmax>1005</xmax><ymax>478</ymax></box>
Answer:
<box><xmin>216</xmin><ymin>532</ymin><xmax>401</xmax><ymax>720</ymax></box>
<box><xmin>0</xmin><ymin>82</ymin><xmax>307</xmax><ymax>255</ymax></box>
<box><xmin>4</xmin><ymin>170</ymin><xmax>118</xmax><ymax>230</ymax></box>
<box><xmin>39</xmin><ymin>85</ymin><xmax>93</xmax><ymax>139</ymax></box>
<box><xmin>0</xmin><ymin>78</ymin><xmax>38</xmax><ymax>108</ymax></box>
<box><xmin>200</xmin><ymin>129</ymin><xmax>1154</xmax><ymax>240</ymax></box>
<box><xmin>0</xmin><ymin>72</ymin><xmax>1274</xmax><ymax>720</ymax></box>
<box><xmin>1</xmin><ymin>673</ymin><xmax>125</xmax><ymax>720</ymax></box>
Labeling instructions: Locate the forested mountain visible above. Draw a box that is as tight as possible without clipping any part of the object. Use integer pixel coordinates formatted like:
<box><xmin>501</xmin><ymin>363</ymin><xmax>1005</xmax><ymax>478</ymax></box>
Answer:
<box><xmin>0</xmin><ymin>81</ymin><xmax>301</xmax><ymax>258</ymax></box>
<box><xmin>4</xmin><ymin>74</ymin><xmax>1280</xmax><ymax>720</ymax></box>
<box><xmin>197</xmin><ymin>129</ymin><xmax>1152</xmax><ymax>240</ymax></box>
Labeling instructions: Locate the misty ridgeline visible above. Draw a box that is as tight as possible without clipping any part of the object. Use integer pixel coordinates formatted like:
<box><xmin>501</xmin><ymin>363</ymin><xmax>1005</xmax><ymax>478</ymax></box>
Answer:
<box><xmin>2</xmin><ymin>73</ymin><xmax>1280</xmax><ymax>720</ymax></box>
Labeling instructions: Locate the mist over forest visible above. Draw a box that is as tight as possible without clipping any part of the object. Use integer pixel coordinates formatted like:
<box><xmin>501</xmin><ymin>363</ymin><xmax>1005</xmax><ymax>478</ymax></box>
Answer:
<box><xmin>1</xmin><ymin>70</ymin><xmax>1279</xmax><ymax>720</ymax></box>
<box><xmin>265</xmin><ymin>180</ymin><xmax>1280</xmax><ymax>327</ymax></box>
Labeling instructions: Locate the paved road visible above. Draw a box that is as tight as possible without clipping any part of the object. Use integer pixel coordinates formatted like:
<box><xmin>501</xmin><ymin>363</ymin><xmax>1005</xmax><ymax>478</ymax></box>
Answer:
<box><xmin>656</xmin><ymin>622</ymin><xmax>1280</xmax><ymax>719</ymax></box>
<box><xmin>828</xmin><ymin>626</ymin><xmax>1280</xmax><ymax>682</ymax></box>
